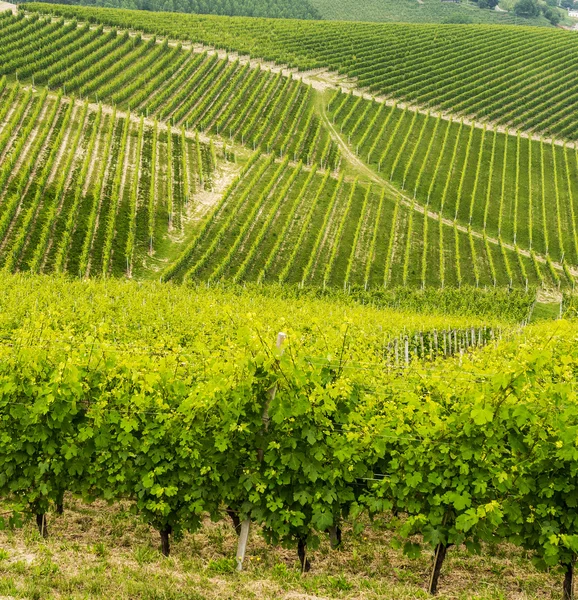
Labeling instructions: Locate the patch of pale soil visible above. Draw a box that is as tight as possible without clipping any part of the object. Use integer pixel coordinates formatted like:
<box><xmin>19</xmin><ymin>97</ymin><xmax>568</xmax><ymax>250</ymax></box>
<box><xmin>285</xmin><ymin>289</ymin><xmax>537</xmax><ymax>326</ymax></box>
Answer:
<box><xmin>537</xmin><ymin>288</ymin><xmax>563</xmax><ymax>303</ymax></box>
<box><xmin>190</xmin><ymin>161</ymin><xmax>240</xmax><ymax>223</ymax></box>
<box><xmin>0</xmin><ymin>1</ymin><xmax>16</xmax><ymax>13</ymax></box>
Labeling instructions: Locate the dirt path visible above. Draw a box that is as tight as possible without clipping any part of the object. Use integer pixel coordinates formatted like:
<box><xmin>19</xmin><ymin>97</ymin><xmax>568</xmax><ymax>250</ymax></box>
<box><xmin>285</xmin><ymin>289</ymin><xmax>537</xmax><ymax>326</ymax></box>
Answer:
<box><xmin>320</xmin><ymin>102</ymin><xmax>578</xmax><ymax>279</ymax></box>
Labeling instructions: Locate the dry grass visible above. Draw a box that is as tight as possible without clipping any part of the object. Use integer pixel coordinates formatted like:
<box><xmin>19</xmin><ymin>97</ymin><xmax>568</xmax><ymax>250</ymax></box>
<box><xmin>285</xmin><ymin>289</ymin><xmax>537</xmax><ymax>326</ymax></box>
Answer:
<box><xmin>0</xmin><ymin>497</ymin><xmax>563</xmax><ymax>600</ymax></box>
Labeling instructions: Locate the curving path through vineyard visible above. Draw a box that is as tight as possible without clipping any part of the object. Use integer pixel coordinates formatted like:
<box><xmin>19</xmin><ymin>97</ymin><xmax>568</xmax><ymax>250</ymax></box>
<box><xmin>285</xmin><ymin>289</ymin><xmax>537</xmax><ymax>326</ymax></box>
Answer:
<box><xmin>320</xmin><ymin>101</ymin><xmax>578</xmax><ymax>278</ymax></box>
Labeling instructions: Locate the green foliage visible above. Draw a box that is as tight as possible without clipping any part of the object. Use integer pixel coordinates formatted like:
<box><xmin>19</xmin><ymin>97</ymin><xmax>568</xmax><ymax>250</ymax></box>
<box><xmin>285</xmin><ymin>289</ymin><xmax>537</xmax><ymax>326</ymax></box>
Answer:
<box><xmin>0</xmin><ymin>277</ymin><xmax>578</xmax><ymax>593</ymax></box>
<box><xmin>20</xmin><ymin>0</ymin><xmax>321</xmax><ymax>20</ymax></box>
<box><xmin>311</xmin><ymin>0</ymin><xmax>540</xmax><ymax>24</ymax></box>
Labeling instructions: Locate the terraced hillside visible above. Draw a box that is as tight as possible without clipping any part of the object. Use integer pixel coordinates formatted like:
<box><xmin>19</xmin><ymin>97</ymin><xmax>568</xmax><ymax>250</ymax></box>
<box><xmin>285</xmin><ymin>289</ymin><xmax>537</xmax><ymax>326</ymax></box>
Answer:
<box><xmin>0</xmin><ymin>6</ymin><xmax>576</xmax><ymax>291</ymax></box>
<box><xmin>0</xmin><ymin>13</ymin><xmax>339</xmax><ymax>167</ymax></box>
<box><xmin>25</xmin><ymin>3</ymin><xmax>578</xmax><ymax>139</ymax></box>
<box><xmin>0</xmin><ymin>80</ymin><xmax>234</xmax><ymax>277</ymax></box>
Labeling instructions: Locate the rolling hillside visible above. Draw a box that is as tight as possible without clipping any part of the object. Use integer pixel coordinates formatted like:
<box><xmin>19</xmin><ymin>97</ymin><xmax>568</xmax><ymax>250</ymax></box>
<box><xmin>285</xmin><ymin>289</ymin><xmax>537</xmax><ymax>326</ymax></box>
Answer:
<box><xmin>5</xmin><ymin>4</ymin><xmax>578</xmax><ymax>599</ymax></box>
<box><xmin>0</xmin><ymin>81</ymin><xmax>232</xmax><ymax>277</ymax></box>
<box><xmin>310</xmin><ymin>0</ymin><xmax>552</xmax><ymax>25</ymax></box>
<box><xmin>19</xmin><ymin>0</ymin><xmax>322</xmax><ymax>19</ymax></box>
<box><xmin>25</xmin><ymin>3</ymin><xmax>578</xmax><ymax>140</ymax></box>
<box><xmin>20</xmin><ymin>0</ymin><xmax>556</xmax><ymax>25</ymax></box>
<box><xmin>0</xmin><ymin>7</ymin><xmax>576</xmax><ymax>289</ymax></box>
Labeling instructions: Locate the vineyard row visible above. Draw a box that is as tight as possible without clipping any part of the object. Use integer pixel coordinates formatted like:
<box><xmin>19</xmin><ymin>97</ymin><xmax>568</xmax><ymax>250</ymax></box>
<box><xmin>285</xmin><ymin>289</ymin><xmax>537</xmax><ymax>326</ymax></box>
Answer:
<box><xmin>1</xmin><ymin>317</ymin><xmax>577</xmax><ymax>596</ymax></box>
<box><xmin>329</xmin><ymin>92</ymin><xmax>578</xmax><ymax>275</ymax></box>
<box><xmin>0</xmin><ymin>14</ymin><xmax>339</xmax><ymax>168</ymax></box>
<box><xmin>0</xmin><ymin>84</ymin><xmax>225</xmax><ymax>278</ymax></box>
<box><xmin>165</xmin><ymin>158</ymin><xmax>568</xmax><ymax>289</ymax></box>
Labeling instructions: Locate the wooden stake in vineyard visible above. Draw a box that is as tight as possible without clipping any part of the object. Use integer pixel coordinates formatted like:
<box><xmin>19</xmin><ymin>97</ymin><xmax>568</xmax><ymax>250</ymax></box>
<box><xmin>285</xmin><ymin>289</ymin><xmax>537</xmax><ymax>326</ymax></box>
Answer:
<box><xmin>236</xmin><ymin>332</ymin><xmax>287</xmax><ymax>572</ymax></box>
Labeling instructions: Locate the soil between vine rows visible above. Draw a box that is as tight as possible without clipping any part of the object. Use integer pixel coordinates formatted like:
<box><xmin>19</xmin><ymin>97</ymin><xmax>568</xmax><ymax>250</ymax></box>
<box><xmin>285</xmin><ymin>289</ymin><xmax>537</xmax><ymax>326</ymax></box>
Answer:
<box><xmin>0</xmin><ymin>497</ymin><xmax>562</xmax><ymax>600</ymax></box>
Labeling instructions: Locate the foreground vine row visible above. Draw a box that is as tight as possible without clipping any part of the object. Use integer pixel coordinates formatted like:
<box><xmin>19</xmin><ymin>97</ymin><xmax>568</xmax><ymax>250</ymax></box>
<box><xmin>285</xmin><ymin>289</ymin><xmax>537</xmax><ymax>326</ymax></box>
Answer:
<box><xmin>0</xmin><ymin>276</ymin><xmax>576</xmax><ymax>597</ymax></box>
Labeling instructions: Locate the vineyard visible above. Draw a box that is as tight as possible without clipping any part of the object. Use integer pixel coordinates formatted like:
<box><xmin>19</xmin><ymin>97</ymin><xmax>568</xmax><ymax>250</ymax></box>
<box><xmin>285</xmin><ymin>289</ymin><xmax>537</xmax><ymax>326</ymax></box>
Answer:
<box><xmin>327</xmin><ymin>92</ymin><xmax>578</xmax><ymax>284</ymax></box>
<box><xmin>162</xmin><ymin>156</ymin><xmax>565</xmax><ymax>289</ymax></box>
<box><xmin>19</xmin><ymin>0</ymin><xmax>556</xmax><ymax>25</ymax></box>
<box><xmin>25</xmin><ymin>3</ymin><xmax>578</xmax><ymax>140</ymax></box>
<box><xmin>0</xmin><ymin>13</ymin><xmax>335</xmax><ymax>165</ymax></box>
<box><xmin>310</xmin><ymin>0</ymin><xmax>553</xmax><ymax>25</ymax></box>
<box><xmin>0</xmin><ymin>80</ymin><xmax>237</xmax><ymax>277</ymax></box>
<box><xmin>3</xmin><ymin>1</ymin><xmax>578</xmax><ymax>598</ymax></box>
<box><xmin>0</xmin><ymin>9</ymin><xmax>576</xmax><ymax>288</ymax></box>
<box><xmin>0</xmin><ymin>276</ymin><xmax>578</xmax><ymax>599</ymax></box>
<box><xmin>21</xmin><ymin>0</ymin><xmax>323</xmax><ymax>19</ymax></box>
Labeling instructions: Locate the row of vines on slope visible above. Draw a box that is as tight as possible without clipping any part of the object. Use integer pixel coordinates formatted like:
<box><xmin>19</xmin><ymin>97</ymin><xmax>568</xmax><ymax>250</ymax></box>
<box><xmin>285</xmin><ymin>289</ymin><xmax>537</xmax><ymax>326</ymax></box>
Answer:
<box><xmin>0</xmin><ymin>83</ymin><xmax>225</xmax><ymax>277</ymax></box>
<box><xmin>23</xmin><ymin>3</ymin><xmax>578</xmax><ymax>140</ymax></box>
<box><xmin>164</xmin><ymin>158</ymin><xmax>567</xmax><ymax>289</ymax></box>
<box><xmin>0</xmin><ymin>16</ymin><xmax>339</xmax><ymax>167</ymax></box>
<box><xmin>329</xmin><ymin>92</ymin><xmax>578</xmax><ymax>283</ymax></box>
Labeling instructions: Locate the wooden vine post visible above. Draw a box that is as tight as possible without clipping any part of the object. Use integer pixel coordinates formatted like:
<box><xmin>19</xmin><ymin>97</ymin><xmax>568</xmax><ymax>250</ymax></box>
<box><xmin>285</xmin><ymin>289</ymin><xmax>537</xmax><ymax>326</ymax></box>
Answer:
<box><xmin>428</xmin><ymin>543</ymin><xmax>449</xmax><ymax>595</ymax></box>
<box><xmin>236</xmin><ymin>332</ymin><xmax>287</xmax><ymax>572</ymax></box>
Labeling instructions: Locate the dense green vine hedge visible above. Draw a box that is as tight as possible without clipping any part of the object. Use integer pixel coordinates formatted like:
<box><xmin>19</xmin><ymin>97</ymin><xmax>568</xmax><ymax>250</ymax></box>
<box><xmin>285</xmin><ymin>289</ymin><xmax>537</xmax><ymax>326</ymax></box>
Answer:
<box><xmin>1</xmin><ymin>297</ymin><xmax>578</xmax><ymax>594</ymax></box>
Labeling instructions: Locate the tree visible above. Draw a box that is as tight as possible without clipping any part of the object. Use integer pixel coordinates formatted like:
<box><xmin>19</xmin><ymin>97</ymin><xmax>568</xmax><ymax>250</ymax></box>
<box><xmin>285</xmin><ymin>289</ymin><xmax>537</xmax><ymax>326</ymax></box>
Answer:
<box><xmin>542</xmin><ymin>5</ymin><xmax>562</xmax><ymax>24</ymax></box>
<box><xmin>514</xmin><ymin>0</ymin><xmax>540</xmax><ymax>17</ymax></box>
